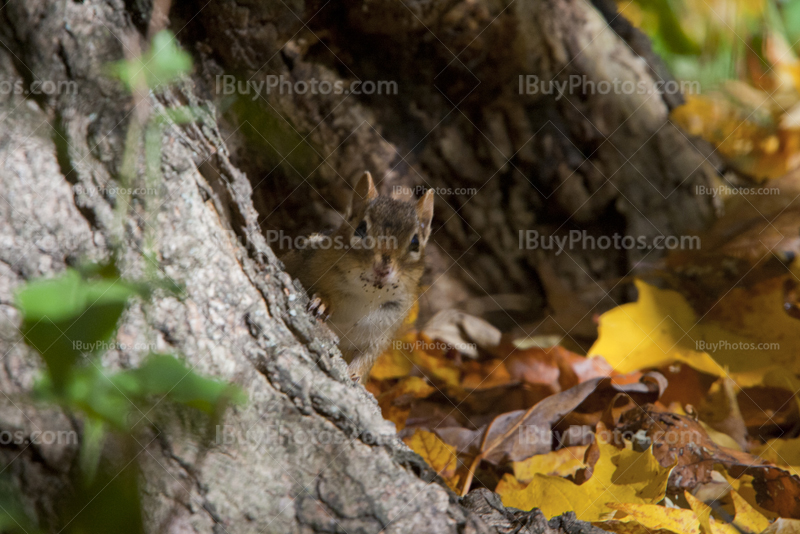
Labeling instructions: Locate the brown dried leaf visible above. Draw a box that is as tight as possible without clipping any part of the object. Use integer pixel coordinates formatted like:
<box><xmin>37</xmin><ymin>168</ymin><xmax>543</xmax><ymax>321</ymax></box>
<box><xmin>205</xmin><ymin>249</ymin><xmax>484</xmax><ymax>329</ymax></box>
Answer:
<box><xmin>727</xmin><ymin>465</ymin><xmax>800</xmax><ymax>519</ymax></box>
<box><xmin>437</xmin><ymin>373</ymin><xmax>665</xmax><ymax>465</ymax></box>
<box><xmin>617</xmin><ymin>405</ymin><xmax>765</xmax><ymax>492</ymax></box>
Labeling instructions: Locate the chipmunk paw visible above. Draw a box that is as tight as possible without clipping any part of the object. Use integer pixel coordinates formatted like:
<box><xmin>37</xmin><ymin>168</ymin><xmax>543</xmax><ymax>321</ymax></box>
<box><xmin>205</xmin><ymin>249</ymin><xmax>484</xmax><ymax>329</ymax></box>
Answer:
<box><xmin>308</xmin><ymin>294</ymin><xmax>331</xmax><ymax>321</ymax></box>
<box><xmin>346</xmin><ymin>355</ymin><xmax>373</xmax><ymax>383</ymax></box>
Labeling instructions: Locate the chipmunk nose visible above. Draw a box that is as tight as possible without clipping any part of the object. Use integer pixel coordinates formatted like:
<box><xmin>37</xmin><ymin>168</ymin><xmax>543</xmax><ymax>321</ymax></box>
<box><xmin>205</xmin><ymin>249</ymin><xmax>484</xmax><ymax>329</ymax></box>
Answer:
<box><xmin>373</xmin><ymin>254</ymin><xmax>394</xmax><ymax>282</ymax></box>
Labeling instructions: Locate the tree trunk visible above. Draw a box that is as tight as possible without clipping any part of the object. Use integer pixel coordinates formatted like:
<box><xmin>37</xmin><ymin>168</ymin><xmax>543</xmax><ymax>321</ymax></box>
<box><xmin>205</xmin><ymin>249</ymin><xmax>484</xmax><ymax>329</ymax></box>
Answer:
<box><xmin>0</xmin><ymin>0</ymin><xmax>715</xmax><ymax>532</ymax></box>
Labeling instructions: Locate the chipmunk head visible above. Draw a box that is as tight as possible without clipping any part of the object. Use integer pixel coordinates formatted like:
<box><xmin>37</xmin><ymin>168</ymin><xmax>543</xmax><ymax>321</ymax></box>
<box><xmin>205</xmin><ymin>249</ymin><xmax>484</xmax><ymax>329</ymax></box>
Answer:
<box><xmin>342</xmin><ymin>171</ymin><xmax>434</xmax><ymax>290</ymax></box>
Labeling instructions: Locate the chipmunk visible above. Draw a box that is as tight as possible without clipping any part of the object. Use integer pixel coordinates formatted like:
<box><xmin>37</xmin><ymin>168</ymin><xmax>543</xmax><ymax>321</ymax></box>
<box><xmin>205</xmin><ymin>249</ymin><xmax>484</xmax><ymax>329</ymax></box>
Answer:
<box><xmin>282</xmin><ymin>171</ymin><xmax>434</xmax><ymax>382</ymax></box>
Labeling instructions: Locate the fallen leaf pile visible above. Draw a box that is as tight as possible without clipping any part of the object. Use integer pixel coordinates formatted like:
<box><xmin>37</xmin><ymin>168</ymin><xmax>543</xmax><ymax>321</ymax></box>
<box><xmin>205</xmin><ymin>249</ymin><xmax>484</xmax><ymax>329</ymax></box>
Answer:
<box><xmin>366</xmin><ymin>204</ymin><xmax>800</xmax><ymax>531</ymax></box>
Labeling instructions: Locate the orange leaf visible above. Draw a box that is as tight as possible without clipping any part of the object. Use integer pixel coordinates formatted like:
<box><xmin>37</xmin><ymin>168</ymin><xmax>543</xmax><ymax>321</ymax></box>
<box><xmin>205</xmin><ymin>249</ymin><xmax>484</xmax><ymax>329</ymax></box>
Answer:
<box><xmin>377</xmin><ymin>376</ymin><xmax>435</xmax><ymax>430</ymax></box>
<box><xmin>461</xmin><ymin>359</ymin><xmax>511</xmax><ymax>390</ymax></box>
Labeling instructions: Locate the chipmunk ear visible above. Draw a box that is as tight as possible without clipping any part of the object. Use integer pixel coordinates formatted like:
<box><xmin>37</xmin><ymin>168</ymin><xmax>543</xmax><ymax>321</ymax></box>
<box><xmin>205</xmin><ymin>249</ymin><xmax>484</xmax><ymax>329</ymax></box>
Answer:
<box><xmin>350</xmin><ymin>171</ymin><xmax>378</xmax><ymax>217</ymax></box>
<box><xmin>416</xmin><ymin>189</ymin><xmax>434</xmax><ymax>245</ymax></box>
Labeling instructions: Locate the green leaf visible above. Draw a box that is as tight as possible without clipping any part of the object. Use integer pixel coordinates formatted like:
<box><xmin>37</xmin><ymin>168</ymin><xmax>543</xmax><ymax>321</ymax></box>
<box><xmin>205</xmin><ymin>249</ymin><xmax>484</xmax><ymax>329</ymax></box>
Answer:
<box><xmin>112</xmin><ymin>30</ymin><xmax>192</xmax><ymax>91</ymax></box>
<box><xmin>79</xmin><ymin>418</ymin><xmax>107</xmax><ymax>484</ymax></box>
<box><xmin>148</xmin><ymin>31</ymin><xmax>193</xmax><ymax>85</ymax></box>
<box><xmin>75</xmin><ymin>260</ymin><xmax>121</xmax><ymax>280</ymax></box>
<box><xmin>121</xmin><ymin>354</ymin><xmax>246</xmax><ymax>414</ymax></box>
<box><xmin>651</xmin><ymin>0</ymin><xmax>702</xmax><ymax>56</ymax></box>
<box><xmin>32</xmin><ymin>366</ymin><xmax>132</xmax><ymax>430</ymax></box>
<box><xmin>65</xmin><ymin>460</ymin><xmax>145</xmax><ymax>534</ymax></box>
<box><xmin>67</xmin><ymin>368</ymin><xmax>133</xmax><ymax>429</ymax></box>
<box><xmin>156</xmin><ymin>105</ymin><xmax>207</xmax><ymax>125</ymax></box>
<box><xmin>782</xmin><ymin>0</ymin><xmax>800</xmax><ymax>44</ymax></box>
<box><xmin>34</xmin><ymin>354</ymin><xmax>245</xmax><ymax>431</ymax></box>
<box><xmin>16</xmin><ymin>268</ymin><xmax>144</xmax><ymax>389</ymax></box>
<box><xmin>16</xmin><ymin>269</ymin><xmax>133</xmax><ymax>322</ymax></box>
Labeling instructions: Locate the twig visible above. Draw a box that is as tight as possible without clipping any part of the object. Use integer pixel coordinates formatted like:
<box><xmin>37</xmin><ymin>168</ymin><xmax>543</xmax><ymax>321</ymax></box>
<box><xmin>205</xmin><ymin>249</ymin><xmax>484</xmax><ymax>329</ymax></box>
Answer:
<box><xmin>147</xmin><ymin>0</ymin><xmax>174</xmax><ymax>41</ymax></box>
<box><xmin>460</xmin><ymin>401</ymin><xmax>541</xmax><ymax>496</ymax></box>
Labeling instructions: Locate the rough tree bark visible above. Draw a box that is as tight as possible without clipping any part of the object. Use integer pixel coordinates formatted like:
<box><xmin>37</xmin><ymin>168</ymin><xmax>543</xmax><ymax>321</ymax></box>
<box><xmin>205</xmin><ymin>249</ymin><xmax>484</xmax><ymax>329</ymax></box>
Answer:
<box><xmin>0</xmin><ymin>0</ymin><xmax>716</xmax><ymax>533</ymax></box>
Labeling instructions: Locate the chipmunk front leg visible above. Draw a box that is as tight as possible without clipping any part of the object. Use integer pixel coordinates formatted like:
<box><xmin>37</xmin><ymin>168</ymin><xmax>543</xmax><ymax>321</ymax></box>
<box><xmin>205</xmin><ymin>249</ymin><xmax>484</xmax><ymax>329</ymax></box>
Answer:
<box><xmin>346</xmin><ymin>350</ymin><xmax>378</xmax><ymax>383</ymax></box>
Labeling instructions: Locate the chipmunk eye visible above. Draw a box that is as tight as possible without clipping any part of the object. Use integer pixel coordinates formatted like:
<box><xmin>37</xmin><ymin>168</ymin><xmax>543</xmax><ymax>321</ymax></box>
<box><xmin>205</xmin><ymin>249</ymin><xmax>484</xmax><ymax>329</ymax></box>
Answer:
<box><xmin>409</xmin><ymin>234</ymin><xmax>419</xmax><ymax>252</ymax></box>
<box><xmin>355</xmin><ymin>220</ymin><xmax>368</xmax><ymax>239</ymax></box>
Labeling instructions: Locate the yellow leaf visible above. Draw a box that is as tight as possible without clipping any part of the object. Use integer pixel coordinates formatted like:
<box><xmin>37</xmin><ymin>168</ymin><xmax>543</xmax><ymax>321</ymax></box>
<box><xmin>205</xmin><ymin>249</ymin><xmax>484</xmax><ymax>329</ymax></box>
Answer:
<box><xmin>701</xmin><ymin>275</ymin><xmax>800</xmax><ymax>381</ymax></box>
<box><xmin>403</xmin><ymin>429</ymin><xmax>460</xmax><ymax>491</ymax></box>
<box><xmin>727</xmin><ymin>474</ymin><xmax>779</xmax><ymax>521</ymax></box>
<box><xmin>685</xmin><ymin>492</ymin><xmax>739</xmax><ymax>534</ymax></box>
<box><xmin>497</xmin><ymin>436</ymin><xmax>672</xmax><ymax>520</ymax></box>
<box><xmin>615</xmin><ymin>1</ymin><xmax>644</xmax><ymax>28</ymax></box>
<box><xmin>729</xmin><ymin>489</ymin><xmax>770</xmax><ymax>533</ymax></box>
<box><xmin>501</xmin><ymin>474</ymin><xmax>588</xmax><ymax>518</ymax></box>
<box><xmin>589</xmin><ymin>520</ymin><xmax>671</xmax><ymax>534</ymax></box>
<box><xmin>588</xmin><ymin>278</ymin><xmax>800</xmax><ymax>384</ymax></box>
<box><xmin>512</xmin><ymin>446</ymin><xmax>587</xmax><ymax>483</ymax></box>
<box><xmin>495</xmin><ymin>473</ymin><xmax>527</xmax><ymax>494</ymax></box>
<box><xmin>595</xmin><ymin>490</ymin><xmax>769</xmax><ymax>534</ymax></box>
<box><xmin>404</xmin><ymin>299</ymin><xmax>420</xmax><ymax>325</ymax></box>
<box><xmin>599</xmin><ymin>502</ymin><xmax>701</xmax><ymax>534</ymax></box>
<box><xmin>672</xmin><ymin>93</ymin><xmax>796</xmax><ymax>180</ymax></box>
<box><xmin>588</xmin><ymin>280</ymin><xmax>725</xmax><ymax>376</ymax></box>
<box><xmin>410</xmin><ymin>347</ymin><xmax>461</xmax><ymax>389</ymax></box>
<box><xmin>753</xmin><ymin>436</ymin><xmax>800</xmax><ymax>477</ymax></box>
<box><xmin>370</xmin><ymin>334</ymin><xmax>414</xmax><ymax>380</ymax></box>
<box><xmin>685</xmin><ymin>492</ymin><xmax>715</xmax><ymax>534</ymax></box>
